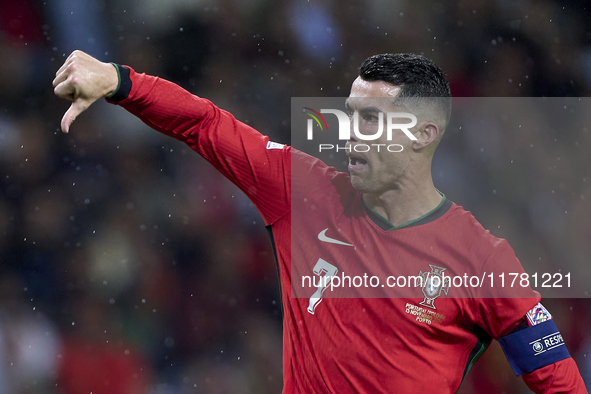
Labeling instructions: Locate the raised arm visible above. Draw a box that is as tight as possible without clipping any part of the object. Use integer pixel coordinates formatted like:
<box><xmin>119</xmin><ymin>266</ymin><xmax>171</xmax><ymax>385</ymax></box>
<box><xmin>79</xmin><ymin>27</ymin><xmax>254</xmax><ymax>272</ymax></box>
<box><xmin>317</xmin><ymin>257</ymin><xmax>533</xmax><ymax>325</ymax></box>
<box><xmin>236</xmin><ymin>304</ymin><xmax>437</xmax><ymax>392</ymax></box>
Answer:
<box><xmin>53</xmin><ymin>50</ymin><xmax>290</xmax><ymax>225</ymax></box>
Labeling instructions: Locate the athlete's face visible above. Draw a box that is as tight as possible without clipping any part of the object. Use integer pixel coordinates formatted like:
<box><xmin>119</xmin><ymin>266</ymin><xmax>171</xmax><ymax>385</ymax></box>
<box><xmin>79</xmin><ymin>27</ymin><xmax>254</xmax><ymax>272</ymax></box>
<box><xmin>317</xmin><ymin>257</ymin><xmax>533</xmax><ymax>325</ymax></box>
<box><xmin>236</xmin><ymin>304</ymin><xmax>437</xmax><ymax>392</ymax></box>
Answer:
<box><xmin>346</xmin><ymin>77</ymin><xmax>418</xmax><ymax>194</ymax></box>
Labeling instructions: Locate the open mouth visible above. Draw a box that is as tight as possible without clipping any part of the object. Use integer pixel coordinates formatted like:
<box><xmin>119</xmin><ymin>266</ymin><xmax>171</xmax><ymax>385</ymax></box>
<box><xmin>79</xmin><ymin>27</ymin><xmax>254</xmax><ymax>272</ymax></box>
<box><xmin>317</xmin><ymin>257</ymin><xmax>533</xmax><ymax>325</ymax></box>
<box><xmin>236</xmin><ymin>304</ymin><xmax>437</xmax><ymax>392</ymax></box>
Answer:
<box><xmin>348</xmin><ymin>154</ymin><xmax>368</xmax><ymax>173</ymax></box>
<box><xmin>349</xmin><ymin>157</ymin><xmax>367</xmax><ymax>166</ymax></box>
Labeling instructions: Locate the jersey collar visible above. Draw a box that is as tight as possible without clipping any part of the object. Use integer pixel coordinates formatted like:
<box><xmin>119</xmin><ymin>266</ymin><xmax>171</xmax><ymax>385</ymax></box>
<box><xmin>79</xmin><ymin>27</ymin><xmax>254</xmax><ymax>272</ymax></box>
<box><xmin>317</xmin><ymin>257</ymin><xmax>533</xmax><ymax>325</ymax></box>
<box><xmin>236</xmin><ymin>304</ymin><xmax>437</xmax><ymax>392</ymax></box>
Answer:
<box><xmin>362</xmin><ymin>191</ymin><xmax>452</xmax><ymax>231</ymax></box>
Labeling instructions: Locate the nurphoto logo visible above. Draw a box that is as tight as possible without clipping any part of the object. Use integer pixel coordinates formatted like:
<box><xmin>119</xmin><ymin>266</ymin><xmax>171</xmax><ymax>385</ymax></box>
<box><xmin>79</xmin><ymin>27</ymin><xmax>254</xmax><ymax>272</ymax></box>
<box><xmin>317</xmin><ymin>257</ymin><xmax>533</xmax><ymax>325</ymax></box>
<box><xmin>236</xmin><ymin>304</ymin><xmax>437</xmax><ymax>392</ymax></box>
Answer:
<box><xmin>303</xmin><ymin>107</ymin><xmax>417</xmax><ymax>153</ymax></box>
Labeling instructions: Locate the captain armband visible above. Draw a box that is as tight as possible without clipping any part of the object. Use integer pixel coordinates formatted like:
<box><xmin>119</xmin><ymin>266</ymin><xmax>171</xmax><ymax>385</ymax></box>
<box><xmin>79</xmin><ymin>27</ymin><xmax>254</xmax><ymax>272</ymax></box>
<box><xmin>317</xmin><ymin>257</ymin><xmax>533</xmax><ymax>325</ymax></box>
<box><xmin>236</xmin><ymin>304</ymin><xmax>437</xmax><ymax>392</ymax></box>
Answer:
<box><xmin>498</xmin><ymin>304</ymin><xmax>570</xmax><ymax>376</ymax></box>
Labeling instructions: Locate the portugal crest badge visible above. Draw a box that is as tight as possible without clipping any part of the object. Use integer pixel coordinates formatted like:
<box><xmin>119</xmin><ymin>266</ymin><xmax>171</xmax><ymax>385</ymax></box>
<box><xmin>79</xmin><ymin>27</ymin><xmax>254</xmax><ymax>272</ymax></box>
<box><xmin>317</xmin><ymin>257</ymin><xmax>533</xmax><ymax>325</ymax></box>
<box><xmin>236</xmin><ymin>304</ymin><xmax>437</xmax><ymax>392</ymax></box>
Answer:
<box><xmin>417</xmin><ymin>265</ymin><xmax>450</xmax><ymax>310</ymax></box>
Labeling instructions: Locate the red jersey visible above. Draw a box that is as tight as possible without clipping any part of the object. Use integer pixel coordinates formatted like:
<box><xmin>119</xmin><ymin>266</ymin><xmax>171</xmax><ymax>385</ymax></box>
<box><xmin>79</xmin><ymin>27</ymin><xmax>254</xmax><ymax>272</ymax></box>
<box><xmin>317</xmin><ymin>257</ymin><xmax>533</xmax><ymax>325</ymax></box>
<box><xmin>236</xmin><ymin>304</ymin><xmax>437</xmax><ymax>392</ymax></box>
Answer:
<box><xmin>106</xmin><ymin>66</ymin><xmax>587</xmax><ymax>394</ymax></box>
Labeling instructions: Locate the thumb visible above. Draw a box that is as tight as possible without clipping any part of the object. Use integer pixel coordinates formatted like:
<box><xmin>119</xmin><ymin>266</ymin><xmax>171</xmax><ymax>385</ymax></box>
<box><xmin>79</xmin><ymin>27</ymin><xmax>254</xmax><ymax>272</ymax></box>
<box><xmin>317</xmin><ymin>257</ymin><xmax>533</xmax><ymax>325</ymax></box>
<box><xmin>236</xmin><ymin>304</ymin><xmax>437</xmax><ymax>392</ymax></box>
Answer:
<box><xmin>61</xmin><ymin>99</ymin><xmax>91</xmax><ymax>133</ymax></box>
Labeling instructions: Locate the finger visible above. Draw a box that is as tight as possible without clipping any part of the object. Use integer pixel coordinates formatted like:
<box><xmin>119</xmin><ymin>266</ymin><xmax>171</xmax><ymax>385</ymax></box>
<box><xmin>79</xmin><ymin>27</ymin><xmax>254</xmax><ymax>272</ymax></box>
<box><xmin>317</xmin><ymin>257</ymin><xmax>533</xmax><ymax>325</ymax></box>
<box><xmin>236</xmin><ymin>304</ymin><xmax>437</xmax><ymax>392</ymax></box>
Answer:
<box><xmin>55</xmin><ymin>55</ymin><xmax>74</xmax><ymax>77</ymax></box>
<box><xmin>52</xmin><ymin>70</ymin><xmax>68</xmax><ymax>88</ymax></box>
<box><xmin>61</xmin><ymin>100</ymin><xmax>91</xmax><ymax>133</ymax></box>
<box><xmin>53</xmin><ymin>78</ymin><xmax>76</xmax><ymax>100</ymax></box>
<box><xmin>55</xmin><ymin>61</ymin><xmax>68</xmax><ymax>78</ymax></box>
<box><xmin>55</xmin><ymin>50</ymin><xmax>82</xmax><ymax>76</ymax></box>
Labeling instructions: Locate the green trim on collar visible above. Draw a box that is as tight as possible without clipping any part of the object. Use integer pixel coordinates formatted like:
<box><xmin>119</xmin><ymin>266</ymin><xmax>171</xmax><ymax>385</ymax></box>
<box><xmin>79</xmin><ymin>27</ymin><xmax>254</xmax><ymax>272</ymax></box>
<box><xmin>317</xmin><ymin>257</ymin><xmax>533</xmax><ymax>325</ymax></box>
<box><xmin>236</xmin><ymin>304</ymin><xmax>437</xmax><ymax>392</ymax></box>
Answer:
<box><xmin>363</xmin><ymin>190</ymin><xmax>447</xmax><ymax>231</ymax></box>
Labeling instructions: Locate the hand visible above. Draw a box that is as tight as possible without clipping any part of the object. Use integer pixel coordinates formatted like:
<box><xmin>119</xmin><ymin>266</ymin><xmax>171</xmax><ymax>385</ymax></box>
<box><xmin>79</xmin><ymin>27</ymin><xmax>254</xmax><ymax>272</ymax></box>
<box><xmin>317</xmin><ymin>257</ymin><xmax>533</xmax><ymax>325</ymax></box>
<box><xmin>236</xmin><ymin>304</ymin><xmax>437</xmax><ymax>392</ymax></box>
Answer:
<box><xmin>53</xmin><ymin>50</ymin><xmax>119</xmax><ymax>133</ymax></box>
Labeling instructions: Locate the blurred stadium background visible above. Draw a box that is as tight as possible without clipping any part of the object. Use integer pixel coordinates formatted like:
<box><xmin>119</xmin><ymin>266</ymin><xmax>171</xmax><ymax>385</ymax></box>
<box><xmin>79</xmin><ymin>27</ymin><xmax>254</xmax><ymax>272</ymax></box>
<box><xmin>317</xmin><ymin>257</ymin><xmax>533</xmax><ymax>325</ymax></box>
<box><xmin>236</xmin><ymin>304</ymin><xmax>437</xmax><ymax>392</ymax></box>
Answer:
<box><xmin>0</xmin><ymin>0</ymin><xmax>590</xmax><ymax>393</ymax></box>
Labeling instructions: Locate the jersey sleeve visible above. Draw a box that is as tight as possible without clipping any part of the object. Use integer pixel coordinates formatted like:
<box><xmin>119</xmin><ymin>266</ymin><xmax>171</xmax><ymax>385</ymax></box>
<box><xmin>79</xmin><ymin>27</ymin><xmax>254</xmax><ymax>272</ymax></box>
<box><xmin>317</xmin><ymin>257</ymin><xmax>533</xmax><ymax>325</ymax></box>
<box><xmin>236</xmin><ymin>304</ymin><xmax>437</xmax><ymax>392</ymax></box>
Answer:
<box><xmin>473</xmin><ymin>242</ymin><xmax>587</xmax><ymax>392</ymax></box>
<box><xmin>522</xmin><ymin>357</ymin><xmax>588</xmax><ymax>393</ymax></box>
<box><xmin>105</xmin><ymin>65</ymin><xmax>290</xmax><ymax>225</ymax></box>
<box><xmin>473</xmin><ymin>239</ymin><xmax>541</xmax><ymax>339</ymax></box>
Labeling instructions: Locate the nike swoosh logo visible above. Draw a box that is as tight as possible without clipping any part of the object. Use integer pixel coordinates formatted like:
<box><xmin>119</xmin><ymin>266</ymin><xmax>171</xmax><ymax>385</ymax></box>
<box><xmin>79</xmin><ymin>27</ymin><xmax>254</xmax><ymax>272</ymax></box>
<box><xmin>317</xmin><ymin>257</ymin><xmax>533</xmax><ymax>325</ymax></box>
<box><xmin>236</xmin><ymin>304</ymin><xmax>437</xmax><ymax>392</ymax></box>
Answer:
<box><xmin>318</xmin><ymin>228</ymin><xmax>353</xmax><ymax>247</ymax></box>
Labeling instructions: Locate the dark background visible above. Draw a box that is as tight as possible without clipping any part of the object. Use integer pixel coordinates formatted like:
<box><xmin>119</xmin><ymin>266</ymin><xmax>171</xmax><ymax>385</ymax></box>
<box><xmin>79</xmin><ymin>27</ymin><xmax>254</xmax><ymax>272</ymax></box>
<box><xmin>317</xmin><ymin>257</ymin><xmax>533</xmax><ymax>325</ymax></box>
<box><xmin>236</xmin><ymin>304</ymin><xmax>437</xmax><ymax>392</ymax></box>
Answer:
<box><xmin>0</xmin><ymin>0</ymin><xmax>590</xmax><ymax>393</ymax></box>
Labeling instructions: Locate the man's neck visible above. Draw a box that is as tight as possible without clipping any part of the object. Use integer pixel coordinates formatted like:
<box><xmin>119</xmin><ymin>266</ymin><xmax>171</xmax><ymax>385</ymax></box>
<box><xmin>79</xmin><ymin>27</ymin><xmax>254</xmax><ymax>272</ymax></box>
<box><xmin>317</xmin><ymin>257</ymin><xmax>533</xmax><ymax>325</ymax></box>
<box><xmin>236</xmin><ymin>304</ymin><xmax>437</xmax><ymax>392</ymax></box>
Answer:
<box><xmin>362</xmin><ymin>180</ymin><xmax>443</xmax><ymax>228</ymax></box>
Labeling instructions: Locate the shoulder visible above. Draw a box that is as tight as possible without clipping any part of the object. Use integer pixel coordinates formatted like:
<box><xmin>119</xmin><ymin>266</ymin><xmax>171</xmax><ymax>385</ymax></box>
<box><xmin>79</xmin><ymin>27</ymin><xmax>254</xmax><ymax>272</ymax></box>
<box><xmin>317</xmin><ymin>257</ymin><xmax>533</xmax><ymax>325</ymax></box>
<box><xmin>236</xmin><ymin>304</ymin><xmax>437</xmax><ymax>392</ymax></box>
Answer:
<box><xmin>445</xmin><ymin>202</ymin><xmax>502</xmax><ymax>243</ymax></box>
<box><xmin>440</xmin><ymin>202</ymin><xmax>515</xmax><ymax>263</ymax></box>
<box><xmin>290</xmin><ymin>149</ymin><xmax>357</xmax><ymax>212</ymax></box>
<box><xmin>291</xmin><ymin>149</ymin><xmax>352</xmax><ymax>188</ymax></box>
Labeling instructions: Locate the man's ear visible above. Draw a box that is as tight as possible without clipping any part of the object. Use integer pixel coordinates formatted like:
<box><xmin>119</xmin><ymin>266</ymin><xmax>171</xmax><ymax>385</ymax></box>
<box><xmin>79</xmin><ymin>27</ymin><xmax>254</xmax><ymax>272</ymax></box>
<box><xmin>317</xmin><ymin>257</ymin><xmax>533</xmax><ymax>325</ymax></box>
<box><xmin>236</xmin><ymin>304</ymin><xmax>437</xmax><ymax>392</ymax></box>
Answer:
<box><xmin>411</xmin><ymin>122</ymin><xmax>439</xmax><ymax>150</ymax></box>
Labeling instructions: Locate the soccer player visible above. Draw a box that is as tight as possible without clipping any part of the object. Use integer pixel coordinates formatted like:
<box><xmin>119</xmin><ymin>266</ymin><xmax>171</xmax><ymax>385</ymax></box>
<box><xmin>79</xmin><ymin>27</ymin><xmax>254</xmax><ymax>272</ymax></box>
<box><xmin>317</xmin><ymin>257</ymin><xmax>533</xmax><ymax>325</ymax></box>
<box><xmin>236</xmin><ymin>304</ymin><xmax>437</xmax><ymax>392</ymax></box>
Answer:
<box><xmin>53</xmin><ymin>50</ymin><xmax>587</xmax><ymax>393</ymax></box>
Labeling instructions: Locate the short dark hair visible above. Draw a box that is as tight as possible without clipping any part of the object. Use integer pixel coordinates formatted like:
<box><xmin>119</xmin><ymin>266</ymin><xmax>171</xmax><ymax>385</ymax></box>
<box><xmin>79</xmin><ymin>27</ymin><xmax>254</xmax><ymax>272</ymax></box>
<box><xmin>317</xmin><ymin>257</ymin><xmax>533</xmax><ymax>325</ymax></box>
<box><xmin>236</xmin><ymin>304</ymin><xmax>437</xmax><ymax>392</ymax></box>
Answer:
<box><xmin>359</xmin><ymin>53</ymin><xmax>452</xmax><ymax>130</ymax></box>
<box><xmin>359</xmin><ymin>53</ymin><xmax>451</xmax><ymax>98</ymax></box>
